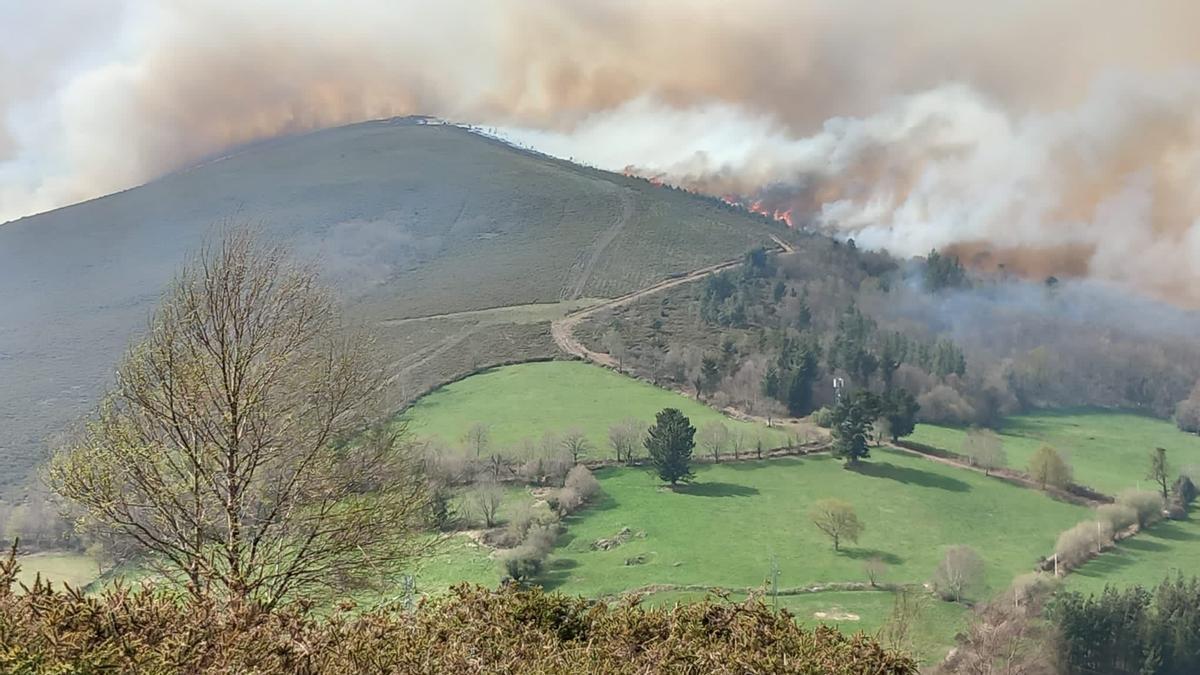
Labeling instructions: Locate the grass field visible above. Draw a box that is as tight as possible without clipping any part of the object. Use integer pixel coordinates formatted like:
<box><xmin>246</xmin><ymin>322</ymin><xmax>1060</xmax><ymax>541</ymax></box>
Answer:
<box><xmin>399</xmin><ymin>361</ymin><xmax>791</xmax><ymax>456</ymax></box>
<box><xmin>15</xmin><ymin>552</ymin><xmax>100</xmax><ymax>589</ymax></box>
<box><xmin>530</xmin><ymin>454</ymin><xmax>1084</xmax><ymax>598</ymax></box>
<box><xmin>409</xmin><ymin>449</ymin><xmax>1080</xmax><ymax>662</ymax></box>
<box><xmin>1069</xmin><ymin>514</ymin><xmax>1200</xmax><ymax>595</ymax></box>
<box><xmin>643</xmin><ymin>588</ymin><xmax>967</xmax><ymax>665</ymax></box>
<box><xmin>909</xmin><ymin>409</ymin><xmax>1200</xmax><ymax>496</ymax></box>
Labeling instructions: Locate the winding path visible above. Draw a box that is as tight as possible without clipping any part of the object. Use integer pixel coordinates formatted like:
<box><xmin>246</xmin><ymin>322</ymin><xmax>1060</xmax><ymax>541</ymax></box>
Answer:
<box><xmin>551</xmin><ymin>233</ymin><xmax>794</xmax><ymax>366</ymax></box>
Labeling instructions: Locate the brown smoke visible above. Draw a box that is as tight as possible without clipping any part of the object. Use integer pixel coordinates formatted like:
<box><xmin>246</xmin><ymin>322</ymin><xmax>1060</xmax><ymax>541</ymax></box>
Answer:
<box><xmin>5</xmin><ymin>0</ymin><xmax>1200</xmax><ymax>303</ymax></box>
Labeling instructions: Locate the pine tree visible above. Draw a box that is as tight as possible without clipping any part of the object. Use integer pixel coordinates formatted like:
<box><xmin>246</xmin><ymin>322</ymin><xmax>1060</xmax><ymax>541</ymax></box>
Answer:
<box><xmin>644</xmin><ymin>408</ymin><xmax>696</xmax><ymax>486</ymax></box>
<box><xmin>880</xmin><ymin>388</ymin><xmax>920</xmax><ymax>442</ymax></box>
<box><xmin>832</xmin><ymin>390</ymin><xmax>880</xmax><ymax>465</ymax></box>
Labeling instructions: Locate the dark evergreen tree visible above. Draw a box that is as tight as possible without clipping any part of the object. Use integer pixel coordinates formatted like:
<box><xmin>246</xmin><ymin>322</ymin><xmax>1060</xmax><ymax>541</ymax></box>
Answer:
<box><xmin>700</xmin><ymin>356</ymin><xmax>722</xmax><ymax>396</ymax></box>
<box><xmin>829</xmin><ymin>304</ymin><xmax>878</xmax><ymax>386</ymax></box>
<box><xmin>1050</xmin><ymin>577</ymin><xmax>1200</xmax><ymax>675</ymax></box>
<box><xmin>831</xmin><ymin>390</ymin><xmax>880</xmax><ymax>465</ymax></box>
<box><xmin>924</xmin><ymin>249</ymin><xmax>968</xmax><ymax>291</ymax></box>
<box><xmin>743</xmin><ymin>246</ymin><xmax>773</xmax><ymax>277</ymax></box>
<box><xmin>644</xmin><ymin>408</ymin><xmax>696</xmax><ymax>486</ymax></box>
<box><xmin>880</xmin><ymin>388</ymin><xmax>920</xmax><ymax>442</ymax></box>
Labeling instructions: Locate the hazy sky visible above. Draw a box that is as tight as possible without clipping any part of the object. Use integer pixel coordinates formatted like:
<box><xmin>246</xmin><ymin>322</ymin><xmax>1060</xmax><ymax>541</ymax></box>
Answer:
<box><xmin>4</xmin><ymin>1</ymin><xmax>1200</xmax><ymax>303</ymax></box>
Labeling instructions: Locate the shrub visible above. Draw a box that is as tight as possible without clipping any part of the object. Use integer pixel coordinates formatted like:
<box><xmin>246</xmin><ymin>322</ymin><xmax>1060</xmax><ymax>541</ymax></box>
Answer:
<box><xmin>501</xmin><ymin>546</ymin><xmax>546</xmax><ymax>582</ymax></box>
<box><xmin>552</xmin><ymin>488</ymin><xmax>582</xmax><ymax>516</ymax></box>
<box><xmin>1117</xmin><ymin>489</ymin><xmax>1165</xmax><ymax>529</ymax></box>
<box><xmin>932</xmin><ymin>545</ymin><xmax>985</xmax><ymax>602</ymax></box>
<box><xmin>0</xmin><ymin>554</ymin><xmax>917</xmax><ymax>673</ymax></box>
<box><xmin>1096</xmin><ymin>503</ymin><xmax>1138</xmax><ymax>532</ymax></box>
<box><xmin>564</xmin><ymin>466</ymin><xmax>601</xmax><ymax>501</ymax></box>
<box><xmin>811</xmin><ymin>407</ymin><xmax>834</xmax><ymax>428</ymax></box>
<box><xmin>1173</xmin><ymin>475</ymin><xmax>1197</xmax><ymax>505</ymax></box>
<box><xmin>1009</xmin><ymin>572</ymin><xmax>1060</xmax><ymax>606</ymax></box>
<box><xmin>1027</xmin><ymin>446</ymin><xmax>1073</xmax><ymax>490</ymax></box>
<box><xmin>1054</xmin><ymin>521</ymin><xmax>1113</xmax><ymax>569</ymax></box>
<box><xmin>499</xmin><ymin>520</ymin><xmax>561</xmax><ymax>582</ymax></box>
<box><xmin>917</xmin><ymin>385</ymin><xmax>977</xmax><ymax>425</ymax></box>
<box><xmin>428</xmin><ymin>484</ymin><xmax>457</xmax><ymax>531</ymax></box>
<box><xmin>501</xmin><ymin>504</ymin><xmax>536</xmax><ymax>547</ymax></box>
<box><xmin>1175</xmin><ymin>396</ymin><xmax>1200</xmax><ymax>433</ymax></box>
<box><xmin>519</xmin><ymin>458</ymin><xmax>547</xmax><ymax>485</ymax></box>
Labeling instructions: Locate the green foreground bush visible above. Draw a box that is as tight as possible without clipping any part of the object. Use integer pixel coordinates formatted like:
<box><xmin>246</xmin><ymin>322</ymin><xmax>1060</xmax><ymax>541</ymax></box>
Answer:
<box><xmin>1</xmin><ymin>560</ymin><xmax>915</xmax><ymax>673</ymax></box>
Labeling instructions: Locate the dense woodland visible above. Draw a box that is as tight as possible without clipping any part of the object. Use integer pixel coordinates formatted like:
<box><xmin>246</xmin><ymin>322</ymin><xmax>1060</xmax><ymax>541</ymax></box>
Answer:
<box><xmin>581</xmin><ymin>236</ymin><xmax>1200</xmax><ymax>430</ymax></box>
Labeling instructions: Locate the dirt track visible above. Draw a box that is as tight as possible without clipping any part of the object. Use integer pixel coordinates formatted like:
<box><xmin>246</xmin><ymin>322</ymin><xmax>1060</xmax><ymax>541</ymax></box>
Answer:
<box><xmin>547</xmin><ymin>232</ymin><xmax>828</xmax><ymax>439</ymax></box>
<box><xmin>551</xmin><ymin>233</ymin><xmax>794</xmax><ymax>365</ymax></box>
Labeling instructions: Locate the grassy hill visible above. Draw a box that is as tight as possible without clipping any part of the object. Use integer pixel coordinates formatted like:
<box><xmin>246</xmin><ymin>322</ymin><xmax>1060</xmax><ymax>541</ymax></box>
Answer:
<box><xmin>0</xmin><ymin>119</ymin><xmax>785</xmax><ymax>501</ymax></box>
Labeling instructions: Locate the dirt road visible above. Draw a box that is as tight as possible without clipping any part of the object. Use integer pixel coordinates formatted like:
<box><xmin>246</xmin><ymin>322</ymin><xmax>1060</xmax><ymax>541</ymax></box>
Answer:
<box><xmin>551</xmin><ymin>232</ymin><xmax>793</xmax><ymax>365</ymax></box>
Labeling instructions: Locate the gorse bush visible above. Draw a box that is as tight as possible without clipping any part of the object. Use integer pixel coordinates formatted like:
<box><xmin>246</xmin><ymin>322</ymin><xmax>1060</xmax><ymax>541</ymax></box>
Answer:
<box><xmin>0</xmin><ymin>553</ymin><xmax>915</xmax><ymax>674</ymax></box>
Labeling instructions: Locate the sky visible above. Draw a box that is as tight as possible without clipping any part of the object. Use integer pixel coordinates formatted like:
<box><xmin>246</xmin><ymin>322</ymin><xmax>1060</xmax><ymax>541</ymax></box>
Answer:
<box><xmin>4</xmin><ymin>0</ymin><xmax>1200</xmax><ymax>304</ymax></box>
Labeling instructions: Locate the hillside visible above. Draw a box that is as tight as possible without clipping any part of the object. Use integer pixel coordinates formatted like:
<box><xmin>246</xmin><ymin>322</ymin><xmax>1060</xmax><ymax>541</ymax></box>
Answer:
<box><xmin>0</xmin><ymin>118</ymin><xmax>785</xmax><ymax>501</ymax></box>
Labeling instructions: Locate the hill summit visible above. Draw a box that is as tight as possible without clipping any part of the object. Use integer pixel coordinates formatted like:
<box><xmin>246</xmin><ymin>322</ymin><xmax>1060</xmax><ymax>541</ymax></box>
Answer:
<box><xmin>0</xmin><ymin>118</ymin><xmax>784</xmax><ymax>500</ymax></box>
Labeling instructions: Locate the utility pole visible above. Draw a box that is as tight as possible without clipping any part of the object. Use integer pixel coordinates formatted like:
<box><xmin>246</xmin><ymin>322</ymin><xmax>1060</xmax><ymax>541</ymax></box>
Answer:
<box><xmin>770</xmin><ymin>555</ymin><xmax>780</xmax><ymax>614</ymax></box>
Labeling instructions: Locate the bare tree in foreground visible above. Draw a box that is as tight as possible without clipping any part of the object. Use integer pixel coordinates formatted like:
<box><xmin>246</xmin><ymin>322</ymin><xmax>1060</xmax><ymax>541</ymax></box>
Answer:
<box><xmin>50</xmin><ymin>230</ymin><xmax>433</xmax><ymax>608</ymax></box>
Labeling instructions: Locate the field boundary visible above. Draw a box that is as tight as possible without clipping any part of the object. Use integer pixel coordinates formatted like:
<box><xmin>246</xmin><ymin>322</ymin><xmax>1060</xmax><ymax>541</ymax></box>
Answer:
<box><xmin>889</xmin><ymin>441</ymin><xmax>1111</xmax><ymax>507</ymax></box>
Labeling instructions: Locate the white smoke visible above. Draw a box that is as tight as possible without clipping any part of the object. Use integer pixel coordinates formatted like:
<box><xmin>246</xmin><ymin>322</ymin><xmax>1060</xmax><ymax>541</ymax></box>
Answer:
<box><xmin>501</xmin><ymin>75</ymin><xmax>1200</xmax><ymax>303</ymax></box>
<box><xmin>4</xmin><ymin>0</ymin><xmax>1200</xmax><ymax>303</ymax></box>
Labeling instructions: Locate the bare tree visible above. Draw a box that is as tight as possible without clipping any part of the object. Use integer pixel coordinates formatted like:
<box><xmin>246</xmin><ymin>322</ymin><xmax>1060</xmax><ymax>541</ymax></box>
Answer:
<box><xmin>608</xmin><ymin>418</ymin><xmax>644</xmax><ymax>464</ymax></box>
<box><xmin>698</xmin><ymin>422</ymin><xmax>730</xmax><ymax>463</ymax></box>
<box><xmin>864</xmin><ymin>555</ymin><xmax>888</xmax><ymax>587</ymax></box>
<box><xmin>468</xmin><ymin>480</ymin><xmax>503</xmax><ymax>528</ymax></box>
<box><xmin>1148</xmin><ymin>447</ymin><xmax>1170</xmax><ymax>501</ymax></box>
<box><xmin>809</xmin><ymin>498</ymin><xmax>863</xmax><ymax>552</ymax></box>
<box><xmin>488</xmin><ymin>452</ymin><xmax>513</xmax><ymax>482</ymax></box>
<box><xmin>560</xmin><ymin>429</ymin><xmax>592</xmax><ymax>465</ymax></box>
<box><xmin>49</xmin><ymin>230</ymin><xmax>432</xmax><ymax>608</ymax></box>
<box><xmin>601</xmin><ymin>329</ymin><xmax>626</xmax><ymax>369</ymax></box>
<box><xmin>877</xmin><ymin>587</ymin><xmax>929</xmax><ymax>654</ymax></box>
<box><xmin>963</xmin><ymin>427</ymin><xmax>1007</xmax><ymax>476</ymax></box>
<box><xmin>464</xmin><ymin>422</ymin><xmax>491</xmax><ymax>458</ymax></box>
<box><xmin>729</xmin><ymin>428</ymin><xmax>745</xmax><ymax>461</ymax></box>
<box><xmin>933</xmin><ymin>545</ymin><xmax>985</xmax><ymax>602</ymax></box>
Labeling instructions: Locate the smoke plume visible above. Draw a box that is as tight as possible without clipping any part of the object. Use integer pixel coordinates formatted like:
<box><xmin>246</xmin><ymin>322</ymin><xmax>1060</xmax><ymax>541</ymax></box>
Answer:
<box><xmin>4</xmin><ymin>0</ymin><xmax>1200</xmax><ymax>303</ymax></box>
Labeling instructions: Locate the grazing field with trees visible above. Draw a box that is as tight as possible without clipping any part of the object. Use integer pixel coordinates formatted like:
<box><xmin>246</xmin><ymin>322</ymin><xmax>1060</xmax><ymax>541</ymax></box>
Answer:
<box><xmin>910</xmin><ymin>410</ymin><xmax>1200</xmax><ymax>496</ymax></box>
<box><xmin>398</xmin><ymin>361</ymin><xmax>791</xmax><ymax>460</ymax></box>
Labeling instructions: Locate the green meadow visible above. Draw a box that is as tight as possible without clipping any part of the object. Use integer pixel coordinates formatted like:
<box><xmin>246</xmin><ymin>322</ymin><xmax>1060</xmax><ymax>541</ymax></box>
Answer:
<box><xmin>399</xmin><ymin>361</ymin><xmax>791</xmax><ymax>456</ymax></box>
<box><xmin>909</xmin><ymin>409</ymin><xmax>1200</xmax><ymax>496</ymax></box>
